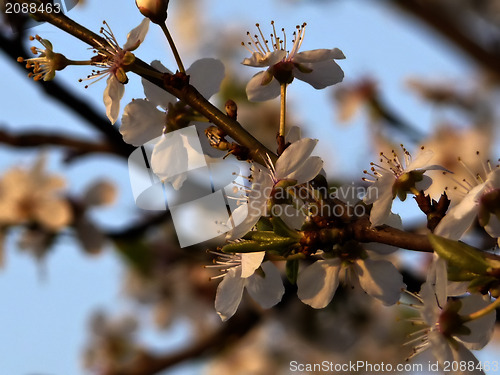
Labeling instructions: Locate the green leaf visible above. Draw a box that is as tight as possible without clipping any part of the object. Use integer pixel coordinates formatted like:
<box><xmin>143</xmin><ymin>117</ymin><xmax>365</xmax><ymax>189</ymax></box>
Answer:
<box><xmin>270</xmin><ymin>216</ymin><xmax>301</xmax><ymax>239</ymax></box>
<box><xmin>428</xmin><ymin>234</ymin><xmax>490</xmax><ymax>275</ymax></box>
<box><xmin>222</xmin><ymin>236</ymin><xmax>298</xmax><ymax>253</ymax></box>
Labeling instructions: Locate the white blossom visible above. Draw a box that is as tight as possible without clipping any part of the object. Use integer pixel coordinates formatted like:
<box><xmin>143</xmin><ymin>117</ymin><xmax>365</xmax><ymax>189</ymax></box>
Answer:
<box><xmin>297</xmin><ymin>244</ymin><xmax>405</xmax><ymax>308</ymax></box>
<box><xmin>120</xmin><ymin>58</ymin><xmax>224</xmax><ymax>146</ymax></box>
<box><xmin>83</xmin><ymin>19</ymin><xmax>150</xmax><ymax>124</ymax></box>
<box><xmin>435</xmin><ymin>161</ymin><xmax>500</xmax><ymax>240</ymax></box>
<box><xmin>226</xmin><ymin>137</ymin><xmax>323</xmax><ymax>240</ymax></box>
<box><xmin>242</xmin><ymin>22</ymin><xmax>344</xmax><ymax>101</ymax></box>
<box><xmin>363</xmin><ymin>146</ymin><xmax>447</xmax><ymax>227</ymax></box>
<box><xmin>407</xmin><ymin>257</ymin><xmax>495</xmax><ymax>374</ymax></box>
<box><xmin>211</xmin><ymin>252</ymin><xmax>284</xmax><ymax>321</ymax></box>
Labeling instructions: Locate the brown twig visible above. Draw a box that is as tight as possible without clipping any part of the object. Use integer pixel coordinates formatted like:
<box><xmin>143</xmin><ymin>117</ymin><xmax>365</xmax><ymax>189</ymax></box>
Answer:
<box><xmin>0</xmin><ymin>128</ymin><xmax>120</xmax><ymax>155</ymax></box>
<box><xmin>104</xmin><ymin>310</ymin><xmax>261</xmax><ymax>375</ymax></box>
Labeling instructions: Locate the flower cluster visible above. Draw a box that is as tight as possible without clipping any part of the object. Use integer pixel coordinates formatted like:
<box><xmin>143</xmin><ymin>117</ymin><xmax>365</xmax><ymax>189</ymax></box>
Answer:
<box><xmin>13</xmin><ymin>6</ymin><xmax>500</xmax><ymax>371</ymax></box>
<box><xmin>405</xmin><ymin>257</ymin><xmax>496</xmax><ymax>371</ymax></box>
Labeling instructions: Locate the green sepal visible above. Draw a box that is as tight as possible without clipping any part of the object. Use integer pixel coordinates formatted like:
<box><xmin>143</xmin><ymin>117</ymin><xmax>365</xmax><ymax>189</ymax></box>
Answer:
<box><xmin>286</xmin><ymin>258</ymin><xmax>299</xmax><ymax>285</ymax></box>
<box><xmin>467</xmin><ymin>276</ymin><xmax>498</xmax><ymax>293</ymax></box>
<box><xmin>243</xmin><ymin>231</ymin><xmax>284</xmax><ymax>241</ymax></box>
<box><xmin>271</xmin><ymin>216</ymin><xmax>301</xmax><ymax>239</ymax></box>
<box><xmin>428</xmin><ymin>234</ymin><xmax>490</xmax><ymax>275</ymax></box>
<box><xmin>256</xmin><ymin>217</ymin><xmax>273</xmax><ymax>231</ymax></box>
<box><xmin>447</xmin><ymin>264</ymin><xmax>481</xmax><ymax>282</ymax></box>
<box><xmin>222</xmin><ymin>236</ymin><xmax>298</xmax><ymax>253</ymax></box>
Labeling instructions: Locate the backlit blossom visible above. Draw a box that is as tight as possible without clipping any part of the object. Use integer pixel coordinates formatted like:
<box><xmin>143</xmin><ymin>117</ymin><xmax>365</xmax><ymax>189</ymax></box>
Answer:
<box><xmin>226</xmin><ymin>137</ymin><xmax>323</xmax><ymax>240</ymax></box>
<box><xmin>0</xmin><ymin>156</ymin><xmax>72</xmax><ymax>231</ymax></box>
<box><xmin>83</xmin><ymin>19</ymin><xmax>150</xmax><ymax>124</ymax></box>
<box><xmin>120</xmin><ymin>58</ymin><xmax>224</xmax><ymax>146</ymax></box>
<box><xmin>17</xmin><ymin>35</ymin><xmax>69</xmax><ymax>81</ymax></box>
<box><xmin>435</xmin><ymin>157</ymin><xmax>500</xmax><ymax>240</ymax></box>
<box><xmin>363</xmin><ymin>145</ymin><xmax>447</xmax><ymax>227</ymax></box>
<box><xmin>407</xmin><ymin>257</ymin><xmax>495</xmax><ymax>373</ymax></box>
<box><xmin>242</xmin><ymin>22</ymin><xmax>345</xmax><ymax>101</ymax></box>
<box><xmin>297</xmin><ymin>241</ymin><xmax>405</xmax><ymax>308</ymax></box>
<box><xmin>210</xmin><ymin>252</ymin><xmax>284</xmax><ymax>321</ymax></box>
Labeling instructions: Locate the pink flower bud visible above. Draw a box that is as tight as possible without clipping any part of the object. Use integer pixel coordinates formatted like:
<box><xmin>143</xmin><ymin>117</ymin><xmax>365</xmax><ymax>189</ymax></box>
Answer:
<box><xmin>135</xmin><ymin>0</ymin><xmax>169</xmax><ymax>24</ymax></box>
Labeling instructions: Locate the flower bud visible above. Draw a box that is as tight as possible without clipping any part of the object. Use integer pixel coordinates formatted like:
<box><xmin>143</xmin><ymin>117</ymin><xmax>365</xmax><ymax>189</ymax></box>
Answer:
<box><xmin>135</xmin><ymin>0</ymin><xmax>169</xmax><ymax>24</ymax></box>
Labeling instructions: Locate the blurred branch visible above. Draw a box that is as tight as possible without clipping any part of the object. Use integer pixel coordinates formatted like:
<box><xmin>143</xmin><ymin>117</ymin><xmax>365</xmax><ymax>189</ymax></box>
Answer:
<box><xmin>105</xmin><ymin>310</ymin><xmax>261</xmax><ymax>375</ymax></box>
<box><xmin>0</xmin><ymin>127</ymin><xmax>123</xmax><ymax>156</ymax></box>
<box><xmin>0</xmin><ymin>28</ymin><xmax>135</xmax><ymax>158</ymax></box>
<box><xmin>389</xmin><ymin>0</ymin><xmax>500</xmax><ymax>79</ymax></box>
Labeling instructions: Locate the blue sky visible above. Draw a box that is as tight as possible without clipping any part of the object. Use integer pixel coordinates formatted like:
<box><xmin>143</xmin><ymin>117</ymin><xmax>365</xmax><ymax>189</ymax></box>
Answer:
<box><xmin>0</xmin><ymin>0</ymin><xmax>498</xmax><ymax>374</ymax></box>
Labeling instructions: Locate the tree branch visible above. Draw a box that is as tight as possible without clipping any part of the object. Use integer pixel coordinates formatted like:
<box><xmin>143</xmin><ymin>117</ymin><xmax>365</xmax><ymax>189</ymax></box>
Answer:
<box><xmin>389</xmin><ymin>0</ymin><xmax>500</xmax><ymax>79</ymax></box>
<box><xmin>105</xmin><ymin>310</ymin><xmax>261</xmax><ymax>375</ymax></box>
<box><xmin>0</xmin><ymin>127</ymin><xmax>122</xmax><ymax>156</ymax></box>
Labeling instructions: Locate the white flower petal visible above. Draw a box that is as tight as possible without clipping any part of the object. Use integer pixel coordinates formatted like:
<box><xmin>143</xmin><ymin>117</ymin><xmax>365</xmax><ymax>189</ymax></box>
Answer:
<box><xmin>120</xmin><ymin>99</ymin><xmax>165</xmax><ymax>146</ymax></box>
<box><xmin>240</xmin><ymin>252</ymin><xmax>265</xmax><ymax>278</ymax></box>
<box><xmin>246</xmin><ymin>261</ymin><xmax>285</xmax><ymax>308</ymax></box>
<box><xmin>459</xmin><ymin>294</ymin><xmax>496</xmax><ymax>350</ymax></box>
<box><xmin>275</xmin><ymin>138</ymin><xmax>318</xmax><ymax>179</ymax></box>
<box><xmin>451</xmin><ymin>344</ymin><xmax>485</xmax><ymax>375</ymax></box>
<box><xmin>484</xmin><ymin>214</ymin><xmax>500</xmax><ymax>238</ymax></box>
<box><xmin>142</xmin><ymin>60</ymin><xmax>177</xmax><ymax>108</ymax></box>
<box><xmin>246</xmin><ymin>71</ymin><xmax>281</xmax><ymax>102</ymax></box>
<box><xmin>286</xmin><ymin>126</ymin><xmax>302</xmax><ymax>143</ymax></box>
<box><xmin>287</xmin><ymin>156</ymin><xmax>323</xmax><ymax>185</ymax></box>
<box><xmin>420</xmin><ymin>257</ymin><xmax>447</xmax><ymax>326</ymax></box>
<box><xmin>434</xmin><ymin>189</ymin><xmax>482</xmax><ymax>240</ymax></box>
<box><xmin>294</xmin><ymin>59</ymin><xmax>344</xmax><ymax>89</ymax></box>
<box><xmin>355</xmin><ymin>258</ymin><xmax>404</xmax><ymax>305</ymax></box>
<box><xmin>297</xmin><ymin>259</ymin><xmax>341</xmax><ymax>308</ymax></box>
<box><xmin>187</xmin><ymin>58</ymin><xmax>225</xmax><ymax>99</ymax></box>
<box><xmin>151</xmin><ymin>133</ymin><xmax>189</xmax><ymax>190</ymax></box>
<box><xmin>215</xmin><ymin>267</ymin><xmax>246</xmax><ymax>321</ymax></box>
<box><xmin>242</xmin><ymin>50</ymin><xmax>286</xmax><ymax>67</ymax></box>
<box><xmin>364</xmin><ymin>172</ymin><xmax>394</xmax><ymax>204</ymax></box>
<box><xmin>367</xmin><ymin>177</ymin><xmax>395</xmax><ymax>228</ymax></box>
<box><xmin>278</xmin><ymin>204</ymin><xmax>306</xmax><ymax>230</ymax></box>
<box><xmin>428</xmin><ymin>330</ymin><xmax>454</xmax><ymax>365</ymax></box>
<box><xmin>293</xmin><ymin>48</ymin><xmax>345</xmax><ymax>63</ymax></box>
<box><xmin>225</xmin><ymin>204</ymin><xmax>255</xmax><ymax>240</ymax></box>
<box><xmin>407</xmin><ymin>150</ymin><xmax>434</xmax><ymax>170</ymax></box>
<box><xmin>103</xmin><ymin>75</ymin><xmax>125</xmax><ymax>124</ymax></box>
<box><xmin>123</xmin><ymin>18</ymin><xmax>150</xmax><ymax>51</ymax></box>
<box><xmin>415</xmin><ymin>174</ymin><xmax>433</xmax><ymax>192</ymax></box>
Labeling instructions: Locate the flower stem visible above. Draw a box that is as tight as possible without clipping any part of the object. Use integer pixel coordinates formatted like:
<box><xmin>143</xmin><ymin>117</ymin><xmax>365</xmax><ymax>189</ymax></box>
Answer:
<box><xmin>461</xmin><ymin>297</ymin><xmax>500</xmax><ymax>323</ymax></box>
<box><xmin>159</xmin><ymin>22</ymin><xmax>185</xmax><ymax>73</ymax></box>
<box><xmin>66</xmin><ymin>59</ymin><xmax>92</xmax><ymax>66</ymax></box>
<box><xmin>279</xmin><ymin>83</ymin><xmax>287</xmax><ymax>138</ymax></box>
